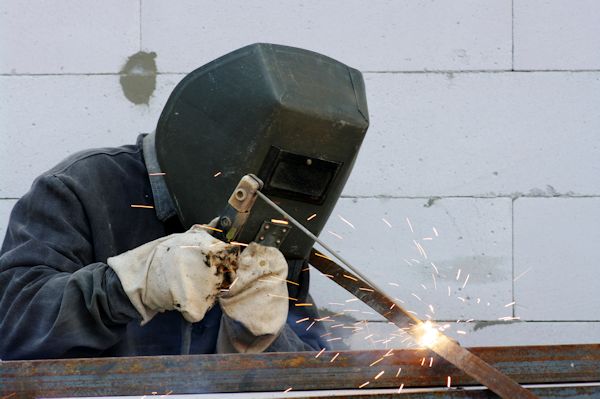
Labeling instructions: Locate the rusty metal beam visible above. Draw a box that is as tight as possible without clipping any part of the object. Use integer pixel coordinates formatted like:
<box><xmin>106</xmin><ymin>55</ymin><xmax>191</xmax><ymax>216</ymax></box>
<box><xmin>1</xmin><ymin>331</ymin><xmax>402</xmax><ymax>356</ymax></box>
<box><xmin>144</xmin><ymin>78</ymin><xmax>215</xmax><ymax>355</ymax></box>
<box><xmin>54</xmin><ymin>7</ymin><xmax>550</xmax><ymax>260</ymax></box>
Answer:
<box><xmin>1</xmin><ymin>344</ymin><xmax>599</xmax><ymax>398</ymax></box>
<box><xmin>308</xmin><ymin>250</ymin><xmax>538</xmax><ymax>399</ymax></box>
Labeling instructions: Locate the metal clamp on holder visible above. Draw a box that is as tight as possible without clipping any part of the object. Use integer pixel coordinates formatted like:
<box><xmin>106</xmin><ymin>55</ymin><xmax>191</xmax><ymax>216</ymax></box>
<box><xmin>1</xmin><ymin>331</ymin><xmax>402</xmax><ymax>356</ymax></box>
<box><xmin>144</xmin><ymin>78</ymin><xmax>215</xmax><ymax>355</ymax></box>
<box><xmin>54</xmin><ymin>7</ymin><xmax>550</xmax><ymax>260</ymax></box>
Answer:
<box><xmin>217</xmin><ymin>174</ymin><xmax>263</xmax><ymax>242</ymax></box>
<box><xmin>254</xmin><ymin>220</ymin><xmax>292</xmax><ymax>248</ymax></box>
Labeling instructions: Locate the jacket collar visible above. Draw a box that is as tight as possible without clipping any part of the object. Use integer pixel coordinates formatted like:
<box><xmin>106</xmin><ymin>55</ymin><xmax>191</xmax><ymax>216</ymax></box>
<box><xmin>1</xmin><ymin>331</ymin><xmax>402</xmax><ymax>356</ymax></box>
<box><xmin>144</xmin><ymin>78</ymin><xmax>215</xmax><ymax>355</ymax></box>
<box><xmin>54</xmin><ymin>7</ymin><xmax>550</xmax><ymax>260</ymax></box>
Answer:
<box><xmin>142</xmin><ymin>132</ymin><xmax>177</xmax><ymax>221</ymax></box>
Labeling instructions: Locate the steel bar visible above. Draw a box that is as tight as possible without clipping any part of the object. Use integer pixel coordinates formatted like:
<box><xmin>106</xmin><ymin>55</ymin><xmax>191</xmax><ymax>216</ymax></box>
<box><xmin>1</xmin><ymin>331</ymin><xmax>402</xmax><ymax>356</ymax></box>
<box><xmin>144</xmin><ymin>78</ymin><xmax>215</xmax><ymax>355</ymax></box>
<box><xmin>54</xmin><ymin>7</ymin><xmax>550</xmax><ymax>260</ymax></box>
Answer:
<box><xmin>307</xmin><ymin>251</ymin><xmax>540</xmax><ymax>398</ymax></box>
<box><xmin>2</xmin><ymin>345</ymin><xmax>598</xmax><ymax>398</ymax></box>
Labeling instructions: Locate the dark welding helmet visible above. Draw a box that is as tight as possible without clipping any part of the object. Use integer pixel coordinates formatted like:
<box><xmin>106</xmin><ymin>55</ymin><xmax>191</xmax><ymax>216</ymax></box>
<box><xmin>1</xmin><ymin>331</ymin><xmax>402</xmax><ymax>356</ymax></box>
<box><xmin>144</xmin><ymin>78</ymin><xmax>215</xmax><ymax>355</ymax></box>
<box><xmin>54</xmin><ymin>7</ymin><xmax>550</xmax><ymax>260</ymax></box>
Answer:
<box><xmin>156</xmin><ymin>43</ymin><xmax>369</xmax><ymax>260</ymax></box>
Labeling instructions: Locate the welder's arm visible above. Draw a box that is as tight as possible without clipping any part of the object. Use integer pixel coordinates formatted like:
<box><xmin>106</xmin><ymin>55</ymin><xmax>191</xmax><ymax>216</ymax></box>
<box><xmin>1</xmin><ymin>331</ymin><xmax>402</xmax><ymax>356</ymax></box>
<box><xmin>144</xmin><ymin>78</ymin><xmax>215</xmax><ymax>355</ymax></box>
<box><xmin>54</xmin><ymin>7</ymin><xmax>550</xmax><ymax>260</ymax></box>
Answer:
<box><xmin>0</xmin><ymin>175</ymin><xmax>139</xmax><ymax>360</ymax></box>
<box><xmin>107</xmin><ymin>226</ymin><xmax>237</xmax><ymax>325</ymax></box>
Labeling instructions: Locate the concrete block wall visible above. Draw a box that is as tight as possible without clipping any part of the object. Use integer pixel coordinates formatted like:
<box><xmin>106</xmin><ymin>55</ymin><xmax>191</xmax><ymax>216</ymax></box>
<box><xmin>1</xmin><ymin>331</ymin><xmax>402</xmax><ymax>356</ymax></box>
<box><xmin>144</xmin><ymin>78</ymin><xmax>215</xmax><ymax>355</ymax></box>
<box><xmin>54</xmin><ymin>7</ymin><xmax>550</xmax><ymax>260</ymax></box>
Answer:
<box><xmin>1</xmin><ymin>0</ymin><xmax>599</xmax><ymax>350</ymax></box>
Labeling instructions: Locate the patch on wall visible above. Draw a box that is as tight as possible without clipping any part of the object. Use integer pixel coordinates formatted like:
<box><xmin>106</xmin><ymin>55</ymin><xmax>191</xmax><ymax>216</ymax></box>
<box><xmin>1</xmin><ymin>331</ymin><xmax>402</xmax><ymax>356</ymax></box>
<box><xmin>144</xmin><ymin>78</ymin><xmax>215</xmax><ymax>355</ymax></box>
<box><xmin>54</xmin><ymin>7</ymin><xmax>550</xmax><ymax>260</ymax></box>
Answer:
<box><xmin>119</xmin><ymin>51</ymin><xmax>157</xmax><ymax>105</ymax></box>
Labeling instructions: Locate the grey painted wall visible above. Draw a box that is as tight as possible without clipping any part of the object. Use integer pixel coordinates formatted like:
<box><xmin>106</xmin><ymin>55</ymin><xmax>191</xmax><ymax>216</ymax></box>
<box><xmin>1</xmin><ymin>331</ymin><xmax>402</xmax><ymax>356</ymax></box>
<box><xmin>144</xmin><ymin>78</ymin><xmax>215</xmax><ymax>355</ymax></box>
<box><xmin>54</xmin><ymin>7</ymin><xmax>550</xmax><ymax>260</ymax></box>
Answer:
<box><xmin>1</xmin><ymin>0</ymin><xmax>599</xmax><ymax>350</ymax></box>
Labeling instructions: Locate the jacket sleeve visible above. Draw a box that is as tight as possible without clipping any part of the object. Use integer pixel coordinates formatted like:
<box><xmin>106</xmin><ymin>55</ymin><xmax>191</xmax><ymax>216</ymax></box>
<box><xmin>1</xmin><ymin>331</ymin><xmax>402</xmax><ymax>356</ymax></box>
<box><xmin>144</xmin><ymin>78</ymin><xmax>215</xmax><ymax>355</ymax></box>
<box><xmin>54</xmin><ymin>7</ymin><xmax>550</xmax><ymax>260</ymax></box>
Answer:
<box><xmin>0</xmin><ymin>174</ymin><xmax>139</xmax><ymax>360</ymax></box>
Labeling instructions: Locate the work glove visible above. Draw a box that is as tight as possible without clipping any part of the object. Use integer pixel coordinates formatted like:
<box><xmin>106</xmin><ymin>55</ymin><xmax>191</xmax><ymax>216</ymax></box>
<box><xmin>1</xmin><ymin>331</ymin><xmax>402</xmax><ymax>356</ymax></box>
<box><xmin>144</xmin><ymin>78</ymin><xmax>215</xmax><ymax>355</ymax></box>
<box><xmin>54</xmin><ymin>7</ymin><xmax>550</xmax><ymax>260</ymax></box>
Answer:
<box><xmin>107</xmin><ymin>225</ymin><xmax>239</xmax><ymax>324</ymax></box>
<box><xmin>218</xmin><ymin>242</ymin><xmax>289</xmax><ymax>351</ymax></box>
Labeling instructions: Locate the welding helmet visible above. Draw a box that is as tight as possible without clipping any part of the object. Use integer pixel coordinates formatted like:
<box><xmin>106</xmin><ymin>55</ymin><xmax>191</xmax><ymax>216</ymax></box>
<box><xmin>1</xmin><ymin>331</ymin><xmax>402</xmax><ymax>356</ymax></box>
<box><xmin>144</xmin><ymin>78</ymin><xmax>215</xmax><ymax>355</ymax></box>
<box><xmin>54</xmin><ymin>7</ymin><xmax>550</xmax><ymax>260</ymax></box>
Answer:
<box><xmin>156</xmin><ymin>43</ymin><xmax>369</xmax><ymax>260</ymax></box>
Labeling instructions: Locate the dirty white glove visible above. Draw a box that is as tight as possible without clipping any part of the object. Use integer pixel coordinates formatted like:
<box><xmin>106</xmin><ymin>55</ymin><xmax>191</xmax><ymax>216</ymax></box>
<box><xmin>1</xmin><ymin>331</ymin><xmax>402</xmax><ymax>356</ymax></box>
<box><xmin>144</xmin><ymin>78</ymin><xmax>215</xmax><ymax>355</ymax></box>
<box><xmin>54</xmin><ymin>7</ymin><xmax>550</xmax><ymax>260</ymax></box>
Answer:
<box><xmin>218</xmin><ymin>243</ymin><xmax>289</xmax><ymax>346</ymax></box>
<box><xmin>108</xmin><ymin>226</ymin><xmax>239</xmax><ymax>324</ymax></box>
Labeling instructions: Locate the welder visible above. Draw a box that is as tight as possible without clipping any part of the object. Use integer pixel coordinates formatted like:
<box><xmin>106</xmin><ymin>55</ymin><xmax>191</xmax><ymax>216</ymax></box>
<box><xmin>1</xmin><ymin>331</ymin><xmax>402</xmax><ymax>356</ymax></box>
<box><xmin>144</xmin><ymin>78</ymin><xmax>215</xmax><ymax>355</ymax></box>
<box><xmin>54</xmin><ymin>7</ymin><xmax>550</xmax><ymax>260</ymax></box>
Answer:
<box><xmin>0</xmin><ymin>43</ymin><xmax>369</xmax><ymax>360</ymax></box>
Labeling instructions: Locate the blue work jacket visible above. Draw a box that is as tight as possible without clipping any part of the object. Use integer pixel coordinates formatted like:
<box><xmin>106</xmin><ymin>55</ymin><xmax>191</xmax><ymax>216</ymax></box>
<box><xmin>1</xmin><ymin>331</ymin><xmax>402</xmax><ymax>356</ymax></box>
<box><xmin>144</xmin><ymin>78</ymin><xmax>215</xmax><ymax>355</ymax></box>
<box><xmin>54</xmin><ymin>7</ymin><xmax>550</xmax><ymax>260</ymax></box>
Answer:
<box><xmin>0</xmin><ymin>135</ymin><xmax>326</xmax><ymax>360</ymax></box>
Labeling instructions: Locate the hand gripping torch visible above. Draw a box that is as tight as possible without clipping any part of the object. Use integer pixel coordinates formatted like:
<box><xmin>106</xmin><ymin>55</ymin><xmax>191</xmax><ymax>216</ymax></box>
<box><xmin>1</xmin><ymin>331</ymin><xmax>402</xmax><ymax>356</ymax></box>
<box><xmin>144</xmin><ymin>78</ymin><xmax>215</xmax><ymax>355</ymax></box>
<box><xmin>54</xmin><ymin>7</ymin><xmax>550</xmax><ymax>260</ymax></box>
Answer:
<box><xmin>214</xmin><ymin>174</ymin><xmax>538</xmax><ymax>399</ymax></box>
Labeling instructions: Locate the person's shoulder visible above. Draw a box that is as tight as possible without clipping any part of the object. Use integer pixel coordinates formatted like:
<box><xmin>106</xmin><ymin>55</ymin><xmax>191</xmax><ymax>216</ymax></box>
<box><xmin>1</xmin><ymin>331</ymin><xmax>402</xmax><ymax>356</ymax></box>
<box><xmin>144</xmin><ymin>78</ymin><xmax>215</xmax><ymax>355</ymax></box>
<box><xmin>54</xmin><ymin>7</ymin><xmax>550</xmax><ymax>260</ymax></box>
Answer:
<box><xmin>47</xmin><ymin>136</ymin><xmax>146</xmax><ymax>179</ymax></box>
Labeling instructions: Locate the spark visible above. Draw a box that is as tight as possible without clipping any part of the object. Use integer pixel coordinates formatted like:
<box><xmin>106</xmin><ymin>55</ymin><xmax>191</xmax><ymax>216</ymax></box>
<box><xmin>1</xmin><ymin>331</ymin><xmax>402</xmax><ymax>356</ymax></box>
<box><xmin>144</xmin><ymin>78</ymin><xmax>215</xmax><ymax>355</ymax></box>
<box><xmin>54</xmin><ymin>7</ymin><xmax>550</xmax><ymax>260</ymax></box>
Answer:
<box><xmin>330</xmin><ymin>353</ymin><xmax>340</xmax><ymax>362</ymax></box>
<box><xmin>393</xmin><ymin>297</ymin><xmax>405</xmax><ymax>304</ymax></box>
<box><xmin>447</xmin><ymin>376</ymin><xmax>452</xmax><ymax>388</ymax></box>
<box><xmin>448</xmin><ymin>286</ymin><xmax>451</xmax><ymax>296</ymax></box>
<box><xmin>428</xmin><ymin>304</ymin><xmax>435</xmax><ymax>314</ymax></box>
<box><xmin>406</xmin><ymin>217</ymin><xmax>414</xmax><ymax>233</ymax></box>
<box><xmin>337</xmin><ymin>214</ymin><xmax>356</xmax><ymax>229</ymax></box>
<box><xmin>432</xmin><ymin>273</ymin><xmax>437</xmax><ymax>289</ymax></box>
<box><xmin>404</xmin><ymin>258</ymin><xmax>413</xmax><ymax>266</ymax></box>
<box><xmin>130</xmin><ymin>204</ymin><xmax>154</xmax><ymax>209</ymax></box>
<box><xmin>431</xmin><ymin>262</ymin><xmax>439</xmax><ymax>274</ymax></box>
<box><xmin>283</xmin><ymin>387</ymin><xmax>292</xmax><ymax>393</ymax></box>
<box><xmin>398</xmin><ymin>384</ymin><xmax>404</xmax><ymax>393</ymax></box>
<box><xmin>213</xmin><ymin>171</ymin><xmax>222</xmax><ymax>177</ymax></box>
<box><xmin>384</xmin><ymin>349</ymin><xmax>394</xmax><ymax>357</ymax></box>
<box><xmin>457</xmin><ymin>330</ymin><xmax>467</xmax><ymax>335</ymax></box>
<box><xmin>429</xmin><ymin>357</ymin><xmax>434</xmax><ymax>367</ymax></box>
<box><xmin>196</xmin><ymin>224</ymin><xmax>224</xmax><ymax>233</ymax></box>
<box><xmin>369</xmin><ymin>357</ymin><xmax>384</xmax><ymax>367</ymax></box>
<box><xmin>315</xmin><ymin>316</ymin><xmax>332</xmax><ymax>322</ymax></box>
<box><xmin>229</xmin><ymin>277</ymin><xmax>239</xmax><ymax>289</ymax></box>
<box><xmin>374</xmin><ymin>370</ymin><xmax>385</xmax><ymax>380</ymax></box>
<box><xmin>359</xmin><ymin>287</ymin><xmax>374</xmax><ymax>292</ymax></box>
<box><xmin>465</xmin><ymin>319</ymin><xmax>474</xmax><ymax>323</ymax></box>
<box><xmin>270</xmin><ymin>219</ymin><xmax>289</xmax><ymax>225</ymax></box>
<box><xmin>382</xmin><ymin>218</ymin><xmax>392</xmax><ymax>228</ymax></box>
<box><xmin>420</xmin><ymin>357</ymin><xmax>426</xmax><ymax>366</ymax></box>
<box><xmin>307</xmin><ymin>213</ymin><xmax>317</xmax><ymax>221</ymax></box>
<box><xmin>343</xmin><ymin>274</ymin><xmax>358</xmax><ymax>282</ymax></box>
<box><xmin>396</xmin><ymin>368</ymin><xmax>402</xmax><ymax>377</ymax></box>
<box><xmin>295</xmin><ymin>303</ymin><xmax>313</xmax><ymax>307</ymax></box>
<box><xmin>267</xmin><ymin>276</ymin><xmax>299</xmax><ymax>286</ymax></box>
<box><xmin>477</xmin><ymin>298</ymin><xmax>481</xmax><ymax>304</ymax></box>
<box><xmin>327</xmin><ymin>337</ymin><xmax>342</xmax><ymax>342</ymax></box>
<box><xmin>328</xmin><ymin>302</ymin><xmax>344</xmax><ymax>306</ymax></box>
<box><xmin>389</xmin><ymin>282</ymin><xmax>399</xmax><ymax>287</ymax></box>
<box><xmin>359</xmin><ymin>381</ymin><xmax>370</xmax><ymax>389</ymax></box>
<box><xmin>514</xmin><ymin>267</ymin><xmax>532</xmax><ymax>282</ymax></box>
<box><xmin>433</xmin><ymin>227</ymin><xmax>439</xmax><ymax>236</ymax></box>
<box><xmin>414</xmin><ymin>241</ymin><xmax>428</xmax><ymax>258</ymax></box>
<box><xmin>320</xmin><ymin>332</ymin><xmax>332</xmax><ymax>337</ymax></box>
<box><xmin>420</xmin><ymin>284</ymin><xmax>427</xmax><ymax>290</ymax></box>
<box><xmin>268</xmin><ymin>294</ymin><xmax>297</xmax><ymax>301</ymax></box>
<box><xmin>498</xmin><ymin>316</ymin><xmax>521</xmax><ymax>321</ymax></box>
<box><xmin>504</xmin><ymin>301</ymin><xmax>516</xmax><ymax>308</ymax></box>
<box><xmin>301</xmin><ymin>266</ymin><xmax>310</xmax><ymax>272</ymax></box>
<box><xmin>415</xmin><ymin>321</ymin><xmax>440</xmax><ymax>348</ymax></box>
<box><xmin>330</xmin><ymin>324</ymin><xmax>344</xmax><ymax>329</ymax></box>
<box><xmin>327</xmin><ymin>230</ymin><xmax>343</xmax><ymax>239</ymax></box>
<box><xmin>411</xmin><ymin>293</ymin><xmax>422</xmax><ymax>301</ymax></box>
<box><xmin>315</xmin><ymin>348</ymin><xmax>326</xmax><ymax>358</ymax></box>
<box><xmin>306</xmin><ymin>321</ymin><xmax>316</xmax><ymax>331</ymax></box>
<box><xmin>456</xmin><ymin>268</ymin><xmax>462</xmax><ymax>281</ymax></box>
<box><xmin>457</xmin><ymin>297</ymin><xmax>466</xmax><ymax>302</ymax></box>
<box><xmin>423</xmin><ymin>237</ymin><xmax>433</xmax><ymax>240</ymax></box>
<box><xmin>462</xmin><ymin>273</ymin><xmax>470</xmax><ymax>289</ymax></box>
<box><xmin>364</xmin><ymin>334</ymin><xmax>374</xmax><ymax>340</ymax></box>
<box><xmin>390</xmin><ymin>303</ymin><xmax>396</xmax><ymax>310</ymax></box>
<box><xmin>345</xmin><ymin>298</ymin><xmax>359</xmax><ymax>303</ymax></box>
<box><xmin>148</xmin><ymin>172</ymin><xmax>166</xmax><ymax>176</ymax></box>
<box><xmin>229</xmin><ymin>241</ymin><xmax>248</xmax><ymax>247</ymax></box>
<box><xmin>314</xmin><ymin>252</ymin><xmax>331</xmax><ymax>260</ymax></box>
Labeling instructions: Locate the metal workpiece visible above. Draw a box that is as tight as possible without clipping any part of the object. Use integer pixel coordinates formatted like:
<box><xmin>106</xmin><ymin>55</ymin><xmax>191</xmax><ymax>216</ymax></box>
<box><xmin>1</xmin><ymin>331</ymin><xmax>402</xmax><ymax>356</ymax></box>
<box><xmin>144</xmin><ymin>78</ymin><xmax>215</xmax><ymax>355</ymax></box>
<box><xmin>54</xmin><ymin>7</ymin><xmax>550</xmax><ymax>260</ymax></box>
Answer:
<box><xmin>308</xmin><ymin>250</ymin><xmax>538</xmax><ymax>399</ymax></box>
<box><xmin>1</xmin><ymin>344</ymin><xmax>598</xmax><ymax>397</ymax></box>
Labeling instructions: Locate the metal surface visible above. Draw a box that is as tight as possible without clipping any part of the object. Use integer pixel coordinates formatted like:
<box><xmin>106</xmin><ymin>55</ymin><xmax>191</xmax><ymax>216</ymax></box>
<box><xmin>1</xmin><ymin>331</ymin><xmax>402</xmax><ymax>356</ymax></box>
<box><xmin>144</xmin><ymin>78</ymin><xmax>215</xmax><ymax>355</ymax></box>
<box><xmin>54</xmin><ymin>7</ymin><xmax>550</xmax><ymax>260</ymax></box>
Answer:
<box><xmin>2</xmin><ymin>345</ymin><xmax>599</xmax><ymax>398</ymax></box>
<box><xmin>257</xmin><ymin>190</ymin><xmax>535</xmax><ymax>398</ymax></box>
